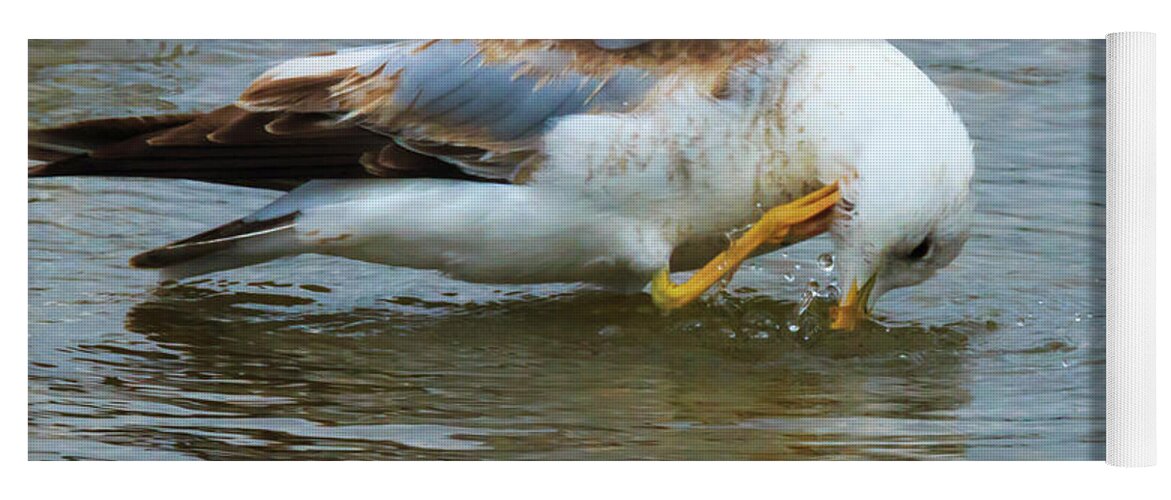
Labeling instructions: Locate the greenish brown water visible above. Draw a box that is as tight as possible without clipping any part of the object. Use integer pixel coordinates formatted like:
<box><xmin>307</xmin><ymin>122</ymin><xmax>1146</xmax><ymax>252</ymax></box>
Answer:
<box><xmin>28</xmin><ymin>40</ymin><xmax>1105</xmax><ymax>460</ymax></box>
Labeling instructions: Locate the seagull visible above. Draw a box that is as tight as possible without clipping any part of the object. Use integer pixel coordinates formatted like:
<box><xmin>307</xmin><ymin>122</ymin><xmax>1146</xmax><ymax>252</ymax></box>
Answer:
<box><xmin>29</xmin><ymin>40</ymin><xmax>974</xmax><ymax>329</ymax></box>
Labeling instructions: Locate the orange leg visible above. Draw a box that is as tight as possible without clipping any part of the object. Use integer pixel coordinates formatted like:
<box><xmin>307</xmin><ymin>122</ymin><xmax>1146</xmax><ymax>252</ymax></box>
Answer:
<box><xmin>651</xmin><ymin>183</ymin><xmax>840</xmax><ymax>310</ymax></box>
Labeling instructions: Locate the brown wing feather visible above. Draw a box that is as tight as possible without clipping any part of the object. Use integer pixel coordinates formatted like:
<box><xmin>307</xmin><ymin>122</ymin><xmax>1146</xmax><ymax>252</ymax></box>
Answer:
<box><xmin>234</xmin><ymin>40</ymin><xmax>771</xmax><ymax>180</ymax></box>
<box><xmin>31</xmin><ymin>40</ymin><xmax>771</xmax><ymax>190</ymax></box>
<box><xmin>29</xmin><ymin>114</ymin><xmax>197</xmax><ymax>160</ymax></box>
<box><xmin>483</xmin><ymin>40</ymin><xmax>770</xmax><ymax>81</ymax></box>
<box><xmin>29</xmin><ymin>105</ymin><xmax>500</xmax><ymax>191</ymax></box>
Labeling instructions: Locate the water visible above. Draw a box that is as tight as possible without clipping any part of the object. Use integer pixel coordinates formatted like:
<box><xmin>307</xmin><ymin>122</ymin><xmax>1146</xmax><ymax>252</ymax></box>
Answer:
<box><xmin>28</xmin><ymin>40</ymin><xmax>1105</xmax><ymax>460</ymax></box>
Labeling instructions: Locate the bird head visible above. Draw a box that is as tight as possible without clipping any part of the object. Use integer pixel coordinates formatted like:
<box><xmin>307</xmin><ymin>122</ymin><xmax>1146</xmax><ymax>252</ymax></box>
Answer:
<box><xmin>828</xmin><ymin>156</ymin><xmax>974</xmax><ymax>329</ymax></box>
<box><xmin>776</xmin><ymin>40</ymin><xmax>976</xmax><ymax>329</ymax></box>
<box><xmin>822</xmin><ymin>74</ymin><xmax>975</xmax><ymax>330</ymax></box>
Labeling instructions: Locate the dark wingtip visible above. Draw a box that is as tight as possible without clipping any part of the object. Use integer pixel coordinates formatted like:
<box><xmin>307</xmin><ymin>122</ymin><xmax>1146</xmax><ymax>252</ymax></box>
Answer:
<box><xmin>29</xmin><ymin>113</ymin><xmax>200</xmax><ymax>177</ymax></box>
<box><xmin>31</xmin><ymin>114</ymin><xmax>198</xmax><ymax>149</ymax></box>
<box><xmin>129</xmin><ymin>240</ymin><xmax>236</xmax><ymax>269</ymax></box>
<box><xmin>129</xmin><ymin>212</ymin><xmax>299</xmax><ymax>269</ymax></box>
<box><xmin>28</xmin><ymin>162</ymin><xmax>50</xmax><ymax>177</ymax></box>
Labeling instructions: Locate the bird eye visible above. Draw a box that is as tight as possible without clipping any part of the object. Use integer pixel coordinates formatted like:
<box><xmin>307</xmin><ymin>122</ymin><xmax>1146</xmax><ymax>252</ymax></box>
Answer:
<box><xmin>908</xmin><ymin>237</ymin><xmax>932</xmax><ymax>260</ymax></box>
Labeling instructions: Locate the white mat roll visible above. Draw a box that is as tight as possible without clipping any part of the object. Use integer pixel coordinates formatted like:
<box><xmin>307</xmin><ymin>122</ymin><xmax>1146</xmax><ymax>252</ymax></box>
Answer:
<box><xmin>1106</xmin><ymin>31</ymin><xmax>1156</xmax><ymax>467</ymax></box>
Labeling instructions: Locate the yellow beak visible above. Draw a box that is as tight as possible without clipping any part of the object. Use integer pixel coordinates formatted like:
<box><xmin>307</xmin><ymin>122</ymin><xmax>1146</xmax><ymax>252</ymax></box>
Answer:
<box><xmin>830</xmin><ymin>272</ymin><xmax>877</xmax><ymax>330</ymax></box>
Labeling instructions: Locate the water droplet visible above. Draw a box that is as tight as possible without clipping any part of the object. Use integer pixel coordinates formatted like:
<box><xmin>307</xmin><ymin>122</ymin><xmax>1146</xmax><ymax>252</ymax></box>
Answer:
<box><xmin>1037</xmin><ymin>299</ymin><xmax>1046</xmax><ymax>305</ymax></box>
<box><xmin>748</xmin><ymin>263</ymin><xmax>762</xmax><ymax>272</ymax></box>
<box><xmin>793</xmin><ymin>263</ymin><xmax>802</xmax><ymax>271</ymax></box>
<box><xmin>807</xmin><ymin>280</ymin><xmax>820</xmax><ymax>291</ymax></box>
<box><xmin>780</xmin><ymin>252</ymin><xmax>789</xmax><ymax>259</ymax></box>
<box><xmin>1016</xmin><ymin>318</ymin><xmax>1026</xmax><ymax>327</ymax></box>
<box><xmin>676</xmin><ymin>319</ymin><xmax>705</xmax><ymax>334</ymax></box>
<box><xmin>724</xmin><ymin>226</ymin><xmax>749</xmax><ymax>243</ymax></box>
<box><xmin>1061</xmin><ymin>359</ymin><xmax>1071</xmax><ymax>368</ymax></box>
<box><xmin>782</xmin><ymin>273</ymin><xmax>795</xmax><ymax>282</ymax></box>
<box><xmin>798</xmin><ymin>290</ymin><xmax>816</xmax><ymax>315</ymax></box>
<box><xmin>825</xmin><ymin>284</ymin><xmax>842</xmax><ymax>300</ymax></box>
<box><xmin>817</xmin><ymin>253</ymin><xmax>835</xmax><ymax>272</ymax></box>
<box><xmin>1074</xmin><ymin>313</ymin><xmax>1083</xmax><ymax>322</ymax></box>
<box><xmin>597</xmin><ymin>325</ymin><xmax>621</xmax><ymax>337</ymax></box>
<box><xmin>752</xmin><ymin>331</ymin><xmax>770</xmax><ymax>340</ymax></box>
<box><xmin>788</xmin><ymin>324</ymin><xmax>800</xmax><ymax>333</ymax></box>
<box><xmin>717</xmin><ymin>273</ymin><xmax>733</xmax><ymax>292</ymax></box>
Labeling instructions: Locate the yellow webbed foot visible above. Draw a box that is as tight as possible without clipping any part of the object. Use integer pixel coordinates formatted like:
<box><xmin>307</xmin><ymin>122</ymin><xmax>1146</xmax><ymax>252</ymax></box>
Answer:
<box><xmin>651</xmin><ymin>183</ymin><xmax>841</xmax><ymax>311</ymax></box>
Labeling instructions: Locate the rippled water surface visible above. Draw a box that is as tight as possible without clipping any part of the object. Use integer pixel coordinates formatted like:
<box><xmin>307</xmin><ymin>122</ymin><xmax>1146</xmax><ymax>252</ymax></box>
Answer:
<box><xmin>28</xmin><ymin>40</ymin><xmax>1105</xmax><ymax>460</ymax></box>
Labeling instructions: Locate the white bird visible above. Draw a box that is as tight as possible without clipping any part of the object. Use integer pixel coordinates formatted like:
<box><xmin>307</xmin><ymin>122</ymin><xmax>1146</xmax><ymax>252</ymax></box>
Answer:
<box><xmin>29</xmin><ymin>40</ymin><xmax>974</xmax><ymax>329</ymax></box>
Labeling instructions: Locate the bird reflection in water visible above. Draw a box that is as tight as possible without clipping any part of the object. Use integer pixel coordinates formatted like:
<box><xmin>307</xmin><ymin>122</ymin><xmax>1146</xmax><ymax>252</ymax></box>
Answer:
<box><xmin>96</xmin><ymin>283</ymin><xmax>977</xmax><ymax>460</ymax></box>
